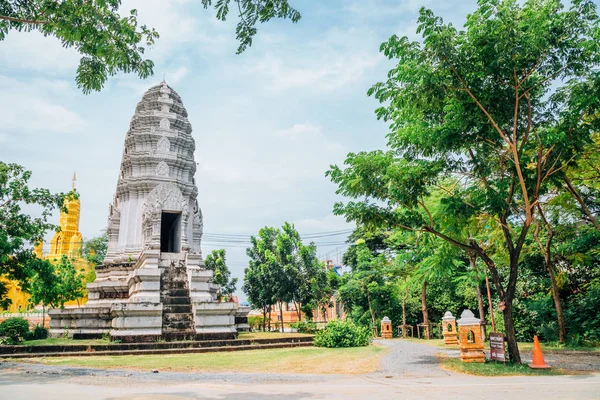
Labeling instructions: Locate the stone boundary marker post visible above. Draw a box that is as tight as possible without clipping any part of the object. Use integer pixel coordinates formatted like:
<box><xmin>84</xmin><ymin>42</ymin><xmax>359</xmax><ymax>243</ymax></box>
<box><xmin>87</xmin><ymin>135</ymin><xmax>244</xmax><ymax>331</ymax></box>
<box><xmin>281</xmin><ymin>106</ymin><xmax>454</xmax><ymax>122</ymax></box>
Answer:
<box><xmin>381</xmin><ymin>316</ymin><xmax>393</xmax><ymax>339</ymax></box>
<box><xmin>457</xmin><ymin>309</ymin><xmax>485</xmax><ymax>363</ymax></box>
<box><xmin>442</xmin><ymin>311</ymin><xmax>458</xmax><ymax>345</ymax></box>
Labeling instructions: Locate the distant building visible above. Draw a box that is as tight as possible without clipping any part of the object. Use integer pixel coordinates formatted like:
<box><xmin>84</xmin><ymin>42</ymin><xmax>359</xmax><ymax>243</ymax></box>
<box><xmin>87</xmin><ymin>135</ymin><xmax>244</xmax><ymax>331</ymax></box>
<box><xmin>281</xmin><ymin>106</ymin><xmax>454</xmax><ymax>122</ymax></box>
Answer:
<box><xmin>1</xmin><ymin>176</ymin><xmax>93</xmax><ymax>313</ymax></box>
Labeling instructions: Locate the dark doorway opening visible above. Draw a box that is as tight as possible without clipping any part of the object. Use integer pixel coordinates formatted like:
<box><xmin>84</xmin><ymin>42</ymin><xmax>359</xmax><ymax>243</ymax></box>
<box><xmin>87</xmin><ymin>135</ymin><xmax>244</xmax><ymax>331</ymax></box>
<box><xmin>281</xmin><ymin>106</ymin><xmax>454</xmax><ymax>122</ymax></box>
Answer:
<box><xmin>161</xmin><ymin>212</ymin><xmax>181</xmax><ymax>253</ymax></box>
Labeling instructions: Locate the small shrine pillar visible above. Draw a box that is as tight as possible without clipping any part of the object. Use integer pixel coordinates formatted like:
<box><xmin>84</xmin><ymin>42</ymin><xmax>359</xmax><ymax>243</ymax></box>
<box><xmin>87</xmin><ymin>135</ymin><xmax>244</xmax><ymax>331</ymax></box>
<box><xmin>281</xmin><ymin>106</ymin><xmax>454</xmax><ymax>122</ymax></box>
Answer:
<box><xmin>442</xmin><ymin>311</ymin><xmax>459</xmax><ymax>345</ymax></box>
<box><xmin>381</xmin><ymin>316</ymin><xmax>393</xmax><ymax>339</ymax></box>
<box><xmin>457</xmin><ymin>309</ymin><xmax>485</xmax><ymax>363</ymax></box>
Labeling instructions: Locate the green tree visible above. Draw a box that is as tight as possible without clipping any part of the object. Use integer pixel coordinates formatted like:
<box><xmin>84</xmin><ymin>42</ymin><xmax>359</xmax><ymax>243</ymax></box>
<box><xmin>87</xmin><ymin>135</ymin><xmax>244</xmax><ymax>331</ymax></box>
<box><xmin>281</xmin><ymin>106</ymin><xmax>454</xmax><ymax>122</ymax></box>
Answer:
<box><xmin>0</xmin><ymin>162</ymin><xmax>66</xmax><ymax>309</ymax></box>
<box><xmin>328</xmin><ymin>0</ymin><xmax>600</xmax><ymax>362</ymax></box>
<box><xmin>205</xmin><ymin>249</ymin><xmax>238</xmax><ymax>300</ymax></box>
<box><xmin>560</xmin><ymin>134</ymin><xmax>600</xmax><ymax>232</ymax></box>
<box><xmin>0</xmin><ymin>0</ymin><xmax>300</xmax><ymax>93</ymax></box>
<box><xmin>243</xmin><ymin>226</ymin><xmax>279</xmax><ymax>331</ymax></box>
<box><xmin>28</xmin><ymin>255</ymin><xmax>87</xmax><ymax>325</ymax></box>
<box><xmin>275</xmin><ymin>222</ymin><xmax>326</xmax><ymax>322</ymax></box>
<box><xmin>83</xmin><ymin>232</ymin><xmax>108</xmax><ymax>267</ymax></box>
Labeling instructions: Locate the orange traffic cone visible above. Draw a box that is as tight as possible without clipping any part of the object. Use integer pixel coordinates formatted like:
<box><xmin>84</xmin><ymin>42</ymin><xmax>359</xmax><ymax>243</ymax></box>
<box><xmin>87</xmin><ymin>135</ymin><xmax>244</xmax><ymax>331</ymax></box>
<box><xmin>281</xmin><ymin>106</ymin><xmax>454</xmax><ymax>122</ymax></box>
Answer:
<box><xmin>528</xmin><ymin>335</ymin><xmax>551</xmax><ymax>369</ymax></box>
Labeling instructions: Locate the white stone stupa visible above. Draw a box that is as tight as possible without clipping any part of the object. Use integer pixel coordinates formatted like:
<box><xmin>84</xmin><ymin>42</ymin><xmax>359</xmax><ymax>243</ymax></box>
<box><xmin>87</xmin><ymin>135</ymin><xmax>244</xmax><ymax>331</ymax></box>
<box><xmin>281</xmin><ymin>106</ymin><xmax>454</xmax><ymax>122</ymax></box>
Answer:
<box><xmin>50</xmin><ymin>82</ymin><xmax>249</xmax><ymax>342</ymax></box>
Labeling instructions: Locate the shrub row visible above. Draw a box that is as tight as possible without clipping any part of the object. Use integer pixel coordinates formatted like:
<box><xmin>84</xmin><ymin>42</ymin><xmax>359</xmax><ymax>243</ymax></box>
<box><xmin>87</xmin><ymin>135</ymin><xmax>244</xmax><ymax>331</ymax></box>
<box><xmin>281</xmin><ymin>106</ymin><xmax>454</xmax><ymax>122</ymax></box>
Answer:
<box><xmin>0</xmin><ymin>317</ymin><xmax>48</xmax><ymax>345</ymax></box>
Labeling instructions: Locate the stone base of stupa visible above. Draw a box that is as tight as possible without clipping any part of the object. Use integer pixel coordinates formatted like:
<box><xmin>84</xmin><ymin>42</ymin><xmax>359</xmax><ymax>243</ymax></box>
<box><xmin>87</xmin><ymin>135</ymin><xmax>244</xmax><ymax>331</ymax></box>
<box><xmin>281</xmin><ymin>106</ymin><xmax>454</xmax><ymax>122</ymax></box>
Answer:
<box><xmin>49</xmin><ymin>306</ymin><xmax>112</xmax><ymax>339</ymax></box>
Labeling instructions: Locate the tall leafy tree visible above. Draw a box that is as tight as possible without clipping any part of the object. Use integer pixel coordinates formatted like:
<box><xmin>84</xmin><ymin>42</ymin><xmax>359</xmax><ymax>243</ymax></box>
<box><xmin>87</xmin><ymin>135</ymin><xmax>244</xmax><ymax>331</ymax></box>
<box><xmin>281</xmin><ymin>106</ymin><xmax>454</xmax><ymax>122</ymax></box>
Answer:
<box><xmin>28</xmin><ymin>255</ymin><xmax>87</xmax><ymax>325</ymax></box>
<box><xmin>0</xmin><ymin>162</ymin><xmax>66</xmax><ymax>309</ymax></box>
<box><xmin>243</xmin><ymin>226</ymin><xmax>279</xmax><ymax>331</ymax></box>
<box><xmin>1</xmin><ymin>0</ymin><xmax>300</xmax><ymax>93</ymax></box>
<box><xmin>328</xmin><ymin>0</ymin><xmax>600</xmax><ymax>362</ymax></box>
<box><xmin>83</xmin><ymin>232</ymin><xmax>108</xmax><ymax>267</ymax></box>
<box><xmin>205</xmin><ymin>249</ymin><xmax>238</xmax><ymax>300</ymax></box>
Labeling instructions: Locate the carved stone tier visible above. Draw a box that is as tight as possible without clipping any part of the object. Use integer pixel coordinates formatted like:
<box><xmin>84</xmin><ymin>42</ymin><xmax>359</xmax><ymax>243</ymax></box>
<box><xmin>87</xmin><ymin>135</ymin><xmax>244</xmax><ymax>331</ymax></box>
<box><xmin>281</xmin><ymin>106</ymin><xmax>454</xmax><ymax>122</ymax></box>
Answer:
<box><xmin>193</xmin><ymin>302</ymin><xmax>238</xmax><ymax>337</ymax></box>
<box><xmin>49</xmin><ymin>307</ymin><xmax>112</xmax><ymax>339</ymax></box>
<box><xmin>110</xmin><ymin>303</ymin><xmax>163</xmax><ymax>339</ymax></box>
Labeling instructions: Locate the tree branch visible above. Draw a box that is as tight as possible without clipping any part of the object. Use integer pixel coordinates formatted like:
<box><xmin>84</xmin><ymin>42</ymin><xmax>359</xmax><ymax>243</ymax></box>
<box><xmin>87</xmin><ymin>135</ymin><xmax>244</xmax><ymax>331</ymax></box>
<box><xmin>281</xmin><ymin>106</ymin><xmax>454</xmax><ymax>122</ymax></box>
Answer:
<box><xmin>0</xmin><ymin>15</ymin><xmax>48</xmax><ymax>24</ymax></box>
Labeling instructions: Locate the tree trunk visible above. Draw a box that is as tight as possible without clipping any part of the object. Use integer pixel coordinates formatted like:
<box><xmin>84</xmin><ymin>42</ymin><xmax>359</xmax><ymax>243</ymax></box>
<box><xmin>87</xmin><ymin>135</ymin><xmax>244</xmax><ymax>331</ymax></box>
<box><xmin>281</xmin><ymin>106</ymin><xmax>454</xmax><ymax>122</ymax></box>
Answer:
<box><xmin>42</xmin><ymin>303</ymin><xmax>46</xmax><ymax>328</ymax></box>
<box><xmin>262</xmin><ymin>307</ymin><xmax>267</xmax><ymax>332</ymax></box>
<box><xmin>502</xmin><ymin>301</ymin><xmax>520</xmax><ymax>364</ymax></box>
<box><xmin>268</xmin><ymin>306</ymin><xmax>272</xmax><ymax>331</ymax></box>
<box><xmin>421</xmin><ymin>281</ymin><xmax>430</xmax><ymax>339</ymax></box>
<box><xmin>294</xmin><ymin>301</ymin><xmax>302</xmax><ymax>322</ymax></box>
<box><xmin>534</xmin><ymin>216</ymin><xmax>567</xmax><ymax>343</ymax></box>
<box><xmin>402</xmin><ymin>283</ymin><xmax>408</xmax><ymax>338</ymax></box>
<box><xmin>366</xmin><ymin>289</ymin><xmax>376</xmax><ymax>327</ymax></box>
<box><xmin>478</xmin><ymin>250</ymin><xmax>521</xmax><ymax>363</ymax></box>
<box><xmin>279</xmin><ymin>301</ymin><xmax>285</xmax><ymax>333</ymax></box>
<box><xmin>476</xmin><ymin>284</ymin><xmax>486</xmax><ymax>340</ymax></box>
<box><xmin>547</xmin><ymin>260</ymin><xmax>567</xmax><ymax>343</ymax></box>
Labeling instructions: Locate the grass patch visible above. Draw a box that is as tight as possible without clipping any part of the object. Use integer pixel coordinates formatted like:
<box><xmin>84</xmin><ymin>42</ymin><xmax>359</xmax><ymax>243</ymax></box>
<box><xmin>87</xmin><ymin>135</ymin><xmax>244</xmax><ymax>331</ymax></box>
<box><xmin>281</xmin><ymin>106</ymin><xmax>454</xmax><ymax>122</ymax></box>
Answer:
<box><xmin>17</xmin><ymin>332</ymin><xmax>310</xmax><ymax>347</ymax></box>
<box><xmin>237</xmin><ymin>332</ymin><xmax>313</xmax><ymax>340</ymax></box>
<box><xmin>401</xmin><ymin>338</ymin><xmax>600</xmax><ymax>353</ymax></box>
<box><xmin>439</xmin><ymin>356</ymin><xmax>568</xmax><ymax>376</ymax></box>
<box><xmin>31</xmin><ymin>345</ymin><xmax>386</xmax><ymax>374</ymax></box>
<box><xmin>22</xmin><ymin>338</ymin><xmax>110</xmax><ymax>347</ymax></box>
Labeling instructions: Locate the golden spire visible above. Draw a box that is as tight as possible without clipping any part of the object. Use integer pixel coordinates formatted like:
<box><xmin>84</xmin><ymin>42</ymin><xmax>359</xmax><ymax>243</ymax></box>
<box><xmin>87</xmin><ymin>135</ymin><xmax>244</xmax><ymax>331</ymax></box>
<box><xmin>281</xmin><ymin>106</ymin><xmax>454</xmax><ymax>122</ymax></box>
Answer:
<box><xmin>72</xmin><ymin>171</ymin><xmax>77</xmax><ymax>190</ymax></box>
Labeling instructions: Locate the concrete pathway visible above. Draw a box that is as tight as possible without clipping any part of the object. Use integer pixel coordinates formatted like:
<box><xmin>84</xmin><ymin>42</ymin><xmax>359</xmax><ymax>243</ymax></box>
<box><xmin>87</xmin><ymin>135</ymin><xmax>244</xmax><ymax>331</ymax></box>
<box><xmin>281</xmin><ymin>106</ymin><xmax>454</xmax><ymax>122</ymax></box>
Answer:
<box><xmin>1</xmin><ymin>340</ymin><xmax>599</xmax><ymax>399</ymax></box>
<box><xmin>375</xmin><ymin>338</ymin><xmax>453</xmax><ymax>377</ymax></box>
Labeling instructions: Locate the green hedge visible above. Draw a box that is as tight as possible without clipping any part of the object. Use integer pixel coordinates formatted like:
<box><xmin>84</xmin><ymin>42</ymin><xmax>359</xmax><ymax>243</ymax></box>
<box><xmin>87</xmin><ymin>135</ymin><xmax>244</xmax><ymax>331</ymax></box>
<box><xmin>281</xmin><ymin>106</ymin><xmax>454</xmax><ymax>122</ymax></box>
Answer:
<box><xmin>313</xmin><ymin>319</ymin><xmax>372</xmax><ymax>348</ymax></box>
<box><xmin>0</xmin><ymin>317</ymin><xmax>30</xmax><ymax>344</ymax></box>
<box><xmin>290</xmin><ymin>320</ymin><xmax>318</xmax><ymax>334</ymax></box>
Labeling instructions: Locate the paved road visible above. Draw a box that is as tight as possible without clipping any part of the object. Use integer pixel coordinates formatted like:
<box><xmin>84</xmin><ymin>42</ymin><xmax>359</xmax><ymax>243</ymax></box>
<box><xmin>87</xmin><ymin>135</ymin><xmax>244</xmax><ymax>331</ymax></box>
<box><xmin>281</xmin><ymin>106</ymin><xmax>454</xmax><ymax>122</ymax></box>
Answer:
<box><xmin>376</xmin><ymin>338</ymin><xmax>454</xmax><ymax>377</ymax></box>
<box><xmin>1</xmin><ymin>340</ymin><xmax>599</xmax><ymax>400</ymax></box>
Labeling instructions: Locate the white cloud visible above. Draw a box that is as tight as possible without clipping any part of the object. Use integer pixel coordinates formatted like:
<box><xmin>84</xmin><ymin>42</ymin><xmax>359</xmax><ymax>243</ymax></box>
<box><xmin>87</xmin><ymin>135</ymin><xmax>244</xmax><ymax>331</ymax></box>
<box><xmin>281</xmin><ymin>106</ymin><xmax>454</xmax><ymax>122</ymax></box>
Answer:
<box><xmin>167</xmin><ymin>66</ymin><xmax>190</xmax><ymax>85</ymax></box>
<box><xmin>0</xmin><ymin>31</ymin><xmax>80</xmax><ymax>73</ymax></box>
<box><xmin>0</xmin><ymin>75</ymin><xmax>87</xmax><ymax>135</ymax></box>
<box><xmin>199</xmin><ymin>122</ymin><xmax>345</xmax><ymax>188</ymax></box>
<box><xmin>252</xmin><ymin>52</ymin><xmax>379</xmax><ymax>93</ymax></box>
<box><xmin>293</xmin><ymin>213</ymin><xmax>354</xmax><ymax>234</ymax></box>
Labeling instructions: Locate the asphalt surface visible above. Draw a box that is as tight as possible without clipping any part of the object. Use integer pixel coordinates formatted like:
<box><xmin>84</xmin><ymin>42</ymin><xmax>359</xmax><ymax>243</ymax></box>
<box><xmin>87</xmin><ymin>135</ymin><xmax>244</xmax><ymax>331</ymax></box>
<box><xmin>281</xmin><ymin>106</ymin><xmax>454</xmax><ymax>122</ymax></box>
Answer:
<box><xmin>1</xmin><ymin>339</ymin><xmax>599</xmax><ymax>400</ymax></box>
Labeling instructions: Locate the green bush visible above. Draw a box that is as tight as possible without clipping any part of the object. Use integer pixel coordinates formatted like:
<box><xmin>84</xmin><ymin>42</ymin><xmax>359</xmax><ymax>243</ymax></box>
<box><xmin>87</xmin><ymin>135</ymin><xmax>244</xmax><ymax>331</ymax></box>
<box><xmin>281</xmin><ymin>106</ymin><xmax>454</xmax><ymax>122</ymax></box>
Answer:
<box><xmin>248</xmin><ymin>315</ymin><xmax>263</xmax><ymax>331</ymax></box>
<box><xmin>313</xmin><ymin>319</ymin><xmax>372</xmax><ymax>348</ymax></box>
<box><xmin>291</xmin><ymin>320</ymin><xmax>318</xmax><ymax>334</ymax></box>
<box><xmin>25</xmin><ymin>325</ymin><xmax>49</xmax><ymax>341</ymax></box>
<box><xmin>0</xmin><ymin>317</ymin><xmax>30</xmax><ymax>344</ymax></box>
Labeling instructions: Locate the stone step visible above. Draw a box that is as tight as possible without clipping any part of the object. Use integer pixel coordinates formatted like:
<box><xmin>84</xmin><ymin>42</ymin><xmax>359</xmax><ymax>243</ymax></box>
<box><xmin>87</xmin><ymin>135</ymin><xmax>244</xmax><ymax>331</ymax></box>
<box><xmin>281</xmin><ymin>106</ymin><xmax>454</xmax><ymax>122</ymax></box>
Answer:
<box><xmin>161</xmin><ymin>281</ymin><xmax>187</xmax><ymax>290</ymax></box>
<box><xmin>162</xmin><ymin>320</ymin><xmax>195</xmax><ymax>330</ymax></box>
<box><xmin>163</xmin><ymin>304</ymin><xmax>192</xmax><ymax>313</ymax></box>
<box><xmin>161</xmin><ymin>288</ymin><xmax>189</xmax><ymax>297</ymax></box>
<box><xmin>161</xmin><ymin>296</ymin><xmax>191</xmax><ymax>305</ymax></box>
<box><xmin>162</xmin><ymin>313</ymin><xmax>194</xmax><ymax>323</ymax></box>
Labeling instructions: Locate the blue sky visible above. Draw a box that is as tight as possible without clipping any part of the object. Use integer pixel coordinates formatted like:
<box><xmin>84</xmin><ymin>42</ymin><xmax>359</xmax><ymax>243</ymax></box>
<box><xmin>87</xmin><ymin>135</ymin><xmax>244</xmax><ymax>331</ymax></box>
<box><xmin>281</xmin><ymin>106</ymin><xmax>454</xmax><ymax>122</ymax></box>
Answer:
<box><xmin>1</xmin><ymin>0</ymin><xmax>485</xmax><ymax>296</ymax></box>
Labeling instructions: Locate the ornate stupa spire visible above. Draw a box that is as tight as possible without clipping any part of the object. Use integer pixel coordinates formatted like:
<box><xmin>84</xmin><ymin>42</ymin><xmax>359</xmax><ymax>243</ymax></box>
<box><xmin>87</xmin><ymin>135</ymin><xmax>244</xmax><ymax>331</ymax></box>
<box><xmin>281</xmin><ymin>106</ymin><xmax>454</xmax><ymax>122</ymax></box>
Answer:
<box><xmin>49</xmin><ymin>176</ymin><xmax>83</xmax><ymax>258</ymax></box>
<box><xmin>103</xmin><ymin>81</ymin><xmax>203</xmax><ymax>264</ymax></box>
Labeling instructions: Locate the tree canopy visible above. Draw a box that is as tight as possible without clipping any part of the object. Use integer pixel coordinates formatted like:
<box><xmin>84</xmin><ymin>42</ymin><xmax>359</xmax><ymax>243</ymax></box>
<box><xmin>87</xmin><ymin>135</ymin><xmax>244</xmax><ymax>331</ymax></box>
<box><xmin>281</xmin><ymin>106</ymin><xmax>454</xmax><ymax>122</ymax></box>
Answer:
<box><xmin>243</xmin><ymin>222</ymin><xmax>331</xmax><ymax>329</ymax></box>
<box><xmin>205</xmin><ymin>248</ymin><xmax>238</xmax><ymax>300</ymax></box>
<box><xmin>328</xmin><ymin>0</ymin><xmax>600</xmax><ymax>363</ymax></box>
<box><xmin>0</xmin><ymin>0</ymin><xmax>300</xmax><ymax>93</ymax></box>
<box><xmin>0</xmin><ymin>162</ymin><xmax>66</xmax><ymax>308</ymax></box>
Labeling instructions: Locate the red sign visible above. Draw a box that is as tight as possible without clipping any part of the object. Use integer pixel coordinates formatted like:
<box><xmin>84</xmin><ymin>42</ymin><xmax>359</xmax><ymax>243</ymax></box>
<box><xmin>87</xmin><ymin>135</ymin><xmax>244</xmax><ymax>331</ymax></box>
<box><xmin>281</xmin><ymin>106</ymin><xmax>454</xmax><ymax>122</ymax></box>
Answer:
<box><xmin>489</xmin><ymin>332</ymin><xmax>506</xmax><ymax>362</ymax></box>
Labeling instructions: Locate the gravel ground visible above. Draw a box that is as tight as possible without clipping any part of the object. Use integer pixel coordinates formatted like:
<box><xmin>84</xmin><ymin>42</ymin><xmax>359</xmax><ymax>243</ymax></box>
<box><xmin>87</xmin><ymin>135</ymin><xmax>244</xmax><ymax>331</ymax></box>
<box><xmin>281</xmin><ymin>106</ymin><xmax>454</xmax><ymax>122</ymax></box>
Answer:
<box><xmin>375</xmin><ymin>339</ymin><xmax>453</xmax><ymax>378</ymax></box>
<box><xmin>519</xmin><ymin>351</ymin><xmax>600</xmax><ymax>371</ymax></box>
<box><xmin>0</xmin><ymin>360</ymin><xmax>330</xmax><ymax>385</ymax></box>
